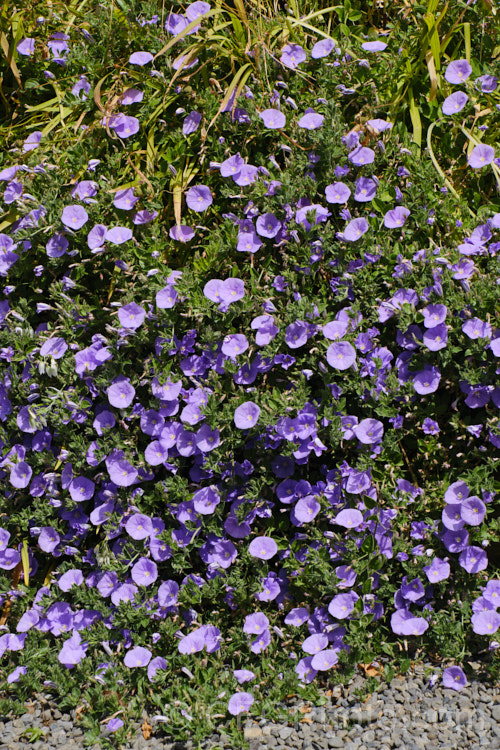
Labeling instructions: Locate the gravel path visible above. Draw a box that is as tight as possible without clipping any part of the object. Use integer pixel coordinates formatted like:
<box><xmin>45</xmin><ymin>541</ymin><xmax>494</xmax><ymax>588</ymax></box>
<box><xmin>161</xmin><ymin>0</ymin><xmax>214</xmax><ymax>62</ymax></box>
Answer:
<box><xmin>1</xmin><ymin>661</ymin><xmax>499</xmax><ymax>750</ymax></box>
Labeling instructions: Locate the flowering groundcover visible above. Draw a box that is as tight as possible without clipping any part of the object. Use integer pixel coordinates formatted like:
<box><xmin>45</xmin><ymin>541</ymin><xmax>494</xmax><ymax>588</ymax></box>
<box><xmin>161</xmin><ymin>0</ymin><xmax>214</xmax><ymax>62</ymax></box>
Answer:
<box><xmin>1</xmin><ymin>0</ymin><xmax>500</xmax><ymax>745</ymax></box>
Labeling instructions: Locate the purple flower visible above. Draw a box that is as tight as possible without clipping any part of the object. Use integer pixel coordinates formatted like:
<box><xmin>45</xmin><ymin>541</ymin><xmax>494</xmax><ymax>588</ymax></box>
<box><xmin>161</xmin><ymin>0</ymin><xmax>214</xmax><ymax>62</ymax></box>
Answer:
<box><xmin>328</xmin><ymin>592</ymin><xmax>358</xmax><ymax>619</ymax></box>
<box><xmin>222</xmin><ymin>333</ymin><xmax>249</xmax><ymax>358</ymax></box>
<box><xmin>281</xmin><ymin>44</ymin><xmax>306</xmax><ymax>70</ymax></box>
<box><xmin>186</xmin><ymin>184</ymin><xmax>212</xmax><ymax>212</ymax></box>
<box><xmin>423</xmin><ymin>557</ymin><xmax>450</xmax><ymax>583</ymax></box>
<box><xmin>462</xmin><ymin>317</ymin><xmax>491</xmax><ymax>339</ymax></box>
<box><xmin>158</xmin><ymin>580</ymin><xmax>179</xmax><ymax>607</ymax></box>
<box><xmin>87</xmin><ymin>224</ymin><xmax>107</xmax><ymax>250</ymax></box>
<box><xmin>311</xmin><ymin>649</ymin><xmax>339</xmax><ymax>670</ymax></box>
<box><xmin>58</xmin><ymin>569</ymin><xmax>84</xmax><ymax>591</ymax></box>
<box><xmin>483</xmin><ymin>580</ymin><xmax>500</xmax><ymax>606</ymax></box>
<box><xmin>118</xmin><ymin>302</ymin><xmax>146</xmax><ymax>330</ymax></box>
<box><xmin>361</xmin><ymin>40</ymin><xmax>387</xmax><ymax>52</ymax></box>
<box><xmin>311</xmin><ymin>38</ymin><xmax>335</xmax><ymax>59</ymax></box>
<box><xmin>423</xmin><ymin>324</ymin><xmax>447</xmax><ymax>351</ymax></box>
<box><xmin>366</xmin><ymin>118</ymin><xmax>392</xmax><ymax>133</ymax></box>
<box><xmin>58</xmin><ymin>632</ymin><xmax>87</xmax><ymax>667</ymax></box>
<box><xmin>413</xmin><ymin>366</ymin><xmax>441</xmax><ymax>394</ymax></box>
<box><xmin>232</xmin><ymin>164</ymin><xmax>258</xmax><ymax>186</ymax></box>
<box><xmin>442</xmin><ymin>528</ymin><xmax>469</xmax><ymax>553</ymax></box>
<box><xmin>10</xmin><ymin>461</ymin><xmax>32</xmax><ymax>489</ymax></box>
<box><xmin>260</xmin><ymin>109</ymin><xmax>286</xmax><ymax>129</ymax></box>
<box><xmin>40</xmin><ymin>337</ymin><xmax>68</xmax><ymax>360</ymax></box>
<box><xmin>323</xmin><ymin>321</ymin><xmax>348</xmax><ymax>340</ymax></box>
<box><xmin>295</xmin><ymin>656</ymin><xmax>317</xmax><ymax>683</ymax></box>
<box><xmin>106</xmin><ymin>450</ymin><xmax>138</xmax><ymax>486</ymax></box>
<box><xmin>107</xmin><ymin>377</ymin><xmax>135</xmax><ymax>408</ymax></box>
<box><xmin>124</xmin><ymin>646</ymin><xmax>152</xmax><ymax>667</ymax></box>
<box><xmin>108</xmin><ymin>114</ymin><xmax>140</xmax><ymax>138</ymax></box>
<box><xmin>237</xmin><ymin>230</ymin><xmax>262</xmax><ymax>253</ymax></box>
<box><xmin>285</xmin><ymin>321</ymin><xmax>308</xmax><ymax>349</ymax></box>
<box><xmin>37</xmin><ymin>530</ymin><xmax>66</xmax><ymax>568</ymax></box>
<box><xmin>295</xmin><ymin>204</ymin><xmax>330</xmax><ymax>230</ymax></box>
<box><xmin>125</xmin><ymin>514</ymin><xmax>153</xmax><ymax>541</ymax></box>
<box><xmin>165</xmin><ymin>12</ymin><xmax>188</xmax><ymax>34</ymax></box>
<box><xmin>326</xmin><ymin>341</ymin><xmax>356</xmax><ymax>370</ymax></box>
<box><xmin>348</xmin><ymin>146</ymin><xmax>375</xmax><ymax>166</ymax></box>
<box><xmin>61</xmin><ymin>205</ymin><xmax>88</xmax><ymax>230</ymax></box>
<box><xmin>228</xmin><ymin>692</ymin><xmax>254</xmax><ymax>715</ymax></box>
<box><xmin>471</xmin><ymin>610</ymin><xmax>500</xmax><ymax>636</ymax></box>
<box><xmin>131</xmin><ymin>557</ymin><xmax>158</xmax><ymax>586</ymax></box>
<box><xmin>354</xmin><ymin>418</ymin><xmax>383</xmax><ymax>445</ymax></box>
<box><xmin>459</xmin><ymin>546</ymin><xmax>488</xmax><ymax>574</ymax></box>
<box><xmin>107</xmin><ymin>718</ymin><xmax>124</xmax><ymax>732</ymax></box>
<box><xmin>335</xmin><ymin>509</ymin><xmax>363</xmax><ymax>528</ymax></box>
<box><xmin>185</xmin><ymin>1</ymin><xmax>211</xmax><ymax>22</ymax></box>
<box><xmin>294</xmin><ymin>496</ymin><xmax>321</xmax><ymax>523</ymax></box>
<box><xmin>384</xmin><ymin>206</ymin><xmax>410</xmax><ymax>228</ymax></box>
<box><xmin>192</xmin><ymin>485</ymin><xmax>221</xmax><ymax>514</ymax></box>
<box><xmin>17</xmin><ymin>38</ymin><xmax>35</xmax><ymax>56</ymax></box>
<box><xmin>0</xmin><ymin>528</ymin><xmax>10</xmax><ymax>552</ymax></box>
<box><xmin>72</xmin><ymin>76</ymin><xmax>91</xmax><ymax>100</ymax></box>
<box><xmin>46</xmin><ymin>234</ymin><xmax>68</xmax><ymax>258</ymax></box>
<box><xmin>141</xmin><ymin>410</ymin><xmax>164</xmax><ymax>437</ymax></box>
<box><xmin>234</xmin><ymin>669</ymin><xmax>255</xmax><ymax>684</ymax></box>
<box><xmin>468</xmin><ymin>144</ymin><xmax>495</xmax><ymax>169</ymax></box>
<box><xmin>22</xmin><ymin>132</ymin><xmax>42</xmax><ymax>152</ymax></box>
<box><xmin>243</xmin><ymin>612</ymin><xmax>269</xmax><ymax>635</ymax></box>
<box><xmin>461</xmin><ymin>496</ymin><xmax>486</xmax><ymax>526</ymax></box>
<box><xmin>354</xmin><ymin>177</ymin><xmax>377</xmax><ymax>202</ymax></box>
<box><xmin>69</xmin><ymin>476</ymin><xmax>95</xmax><ymax>502</ymax></box>
<box><xmin>325</xmin><ymin>182</ymin><xmax>351</xmax><ymax>204</ymax></box>
<box><xmin>390</xmin><ymin>609</ymin><xmax>428</xmax><ymax>636</ymax></box>
<box><xmin>422</xmin><ymin>304</ymin><xmax>447</xmax><ymax>328</ymax></box>
<box><xmin>444</xmin><ymin>59</ymin><xmax>472</xmax><ymax>84</ymax></box>
<box><xmin>114</xmin><ymin>188</ymin><xmax>138</xmax><ymax>210</ymax></box>
<box><xmin>7</xmin><ymin>666</ymin><xmax>27</xmax><ymax>684</ymax></box>
<box><xmin>442</xmin><ymin>504</ymin><xmax>465</xmax><ymax>531</ymax></box>
<box><xmin>129</xmin><ymin>51</ymin><xmax>153</xmax><ymax>65</ymax></box>
<box><xmin>340</xmin><ymin>217</ymin><xmax>369</xmax><ymax>242</ymax></box>
<box><xmin>444</xmin><ymin>481</ymin><xmax>469</xmax><ymax>504</ymax></box>
<box><xmin>234</xmin><ymin>401</ymin><xmax>260</xmax><ymax>429</ymax></box>
<box><xmin>120</xmin><ymin>88</ymin><xmax>144</xmax><ymax>105</ymax></box>
<box><xmin>195</xmin><ymin>423</ymin><xmax>220</xmax><ymax>452</ymax></box>
<box><xmin>256</xmin><ymin>213</ymin><xmax>281</xmax><ymax>238</ymax></box>
<box><xmin>422</xmin><ymin>418</ymin><xmax>440</xmax><ymax>435</ymax></box>
<box><xmin>442</xmin><ymin>666</ymin><xmax>467</xmax><ymax>691</ymax></box>
<box><xmin>442</xmin><ymin>91</ymin><xmax>468</xmax><ymax>115</ymax></box>
<box><xmin>298</xmin><ymin>110</ymin><xmax>324</xmax><ymax>130</ymax></box>
<box><xmin>106</xmin><ymin>226</ymin><xmax>133</xmax><ymax>244</ymax></box>
<box><xmin>156</xmin><ymin>285</ymin><xmax>177</xmax><ymax>309</ymax></box>
<box><xmin>169</xmin><ymin>224</ymin><xmax>195</xmax><ymax>242</ymax></box>
<box><xmin>73</xmin><ymin>179</ymin><xmax>98</xmax><ymax>202</ymax></box>
<box><xmin>248</xmin><ymin>536</ymin><xmax>278</xmax><ymax>560</ymax></box>
<box><xmin>147</xmin><ymin>436</ymin><xmax>171</xmax><ymax>463</ymax></box>
<box><xmin>284</xmin><ymin>607</ymin><xmax>309</xmax><ymax>626</ymax></box>
<box><xmin>475</xmin><ymin>74</ymin><xmax>497</xmax><ymax>93</ymax></box>
<box><xmin>147</xmin><ymin>656</ymin><xmax>168</xmax><ymax>682</ymax></box>
<box><xmin>302</xmin><ymin>633</ymin><xmax>328</xmax><ymax>654</ymax></box>
<box><xmin>183</xmin><ymin>111</ymin><xmax>202</xmax><ymax>135</ymax></box>
<box><xmin>220</xmin><ymin>152</ymin><xmax>244</xmax><ymax>177</ymax></box>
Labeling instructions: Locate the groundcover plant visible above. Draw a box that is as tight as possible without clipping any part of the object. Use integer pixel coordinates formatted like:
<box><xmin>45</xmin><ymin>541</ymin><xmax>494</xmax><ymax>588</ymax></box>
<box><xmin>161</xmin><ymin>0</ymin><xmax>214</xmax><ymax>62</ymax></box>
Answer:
<box><xmin>0</xmin><ymin>0</ymin><xmax>499</xmax><ymax>746</ymax></box>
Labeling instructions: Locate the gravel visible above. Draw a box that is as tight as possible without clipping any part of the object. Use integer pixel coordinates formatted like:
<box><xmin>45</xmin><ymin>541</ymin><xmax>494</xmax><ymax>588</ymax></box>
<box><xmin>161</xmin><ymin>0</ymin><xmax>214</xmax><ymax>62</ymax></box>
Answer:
<box><xmin>1</xmin><ymin>661</ymin><xmax>499</xmax><ymax>749</ymax></box>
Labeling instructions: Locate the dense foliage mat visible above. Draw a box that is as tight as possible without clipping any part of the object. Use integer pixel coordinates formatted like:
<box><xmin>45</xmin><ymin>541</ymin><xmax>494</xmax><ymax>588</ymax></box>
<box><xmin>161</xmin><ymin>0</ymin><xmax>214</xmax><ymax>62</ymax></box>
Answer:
<box><xmin>0</xmin><ymin>0</ymin><xmax>499</xmax><ymax>745</ymax></box>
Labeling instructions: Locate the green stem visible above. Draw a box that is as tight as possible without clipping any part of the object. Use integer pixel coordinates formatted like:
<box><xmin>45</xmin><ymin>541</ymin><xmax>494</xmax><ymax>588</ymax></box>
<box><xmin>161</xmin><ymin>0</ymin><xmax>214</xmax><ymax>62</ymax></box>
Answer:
<box><xmin>426</xmin><ymin>118</ymin><xmax>476</xmax><ymax>219</ymax></box>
